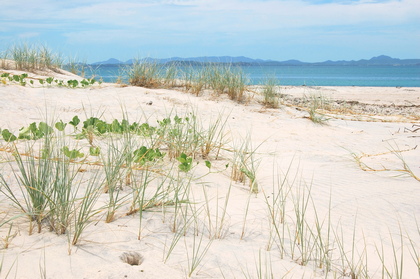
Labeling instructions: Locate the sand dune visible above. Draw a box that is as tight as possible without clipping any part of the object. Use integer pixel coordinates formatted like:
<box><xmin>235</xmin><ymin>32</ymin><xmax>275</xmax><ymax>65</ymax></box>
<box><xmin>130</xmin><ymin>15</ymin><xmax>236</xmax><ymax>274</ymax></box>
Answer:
<box><xmin>0</xmin><ymin>69</ymin><xmax>419</xmax><ymax>278</ymax></box>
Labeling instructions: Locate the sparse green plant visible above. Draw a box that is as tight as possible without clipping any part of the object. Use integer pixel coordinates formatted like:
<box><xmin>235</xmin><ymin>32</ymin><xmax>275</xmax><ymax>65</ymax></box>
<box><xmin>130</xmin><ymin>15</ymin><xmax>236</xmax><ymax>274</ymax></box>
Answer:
<box><xmin>62</xmin><ymin>146</ymin><xmax>84</xmax><ymax>160</ymax></box>
<box><xmin>89</xmin><ymin>146</ymin><xmax>100</xmax><ymax>156</ymax></box>
<box><xmin>45</xmin><ymin>77</ymin><xmax>54</xmax><ymax>85</ymax></box>
<box><xmin>157</xmin><ymin>113</ymin><xmax>203</xmax><ymax>159</ymax></box>
<box><xmin>1</xmin><ymin>224</ymin><xmax>17</xmax><ymax>249</ymax></box>
<box><xmin>67</xmin><ymin>79</ymin><xmax>79</xmax><ymax>88</ymax></box>
<box><xmin>17</xmin><ymin>121</ymin><xmax>53</xmax><ymax>140</ymax></box>
<box><xmin>71</xmin><ymin>169</ymin><xmax>102</xmax><ymax>245</ymax></box>
<box><xmin>48</xmin><ymin>144</ymin><xmax>82</xmax><ymax>235</ymax></box>
<box><xmin>262</xmin><ymin>77</ymin><xmax>281</xmax><ymax>108</ymax></box>
<box><xmin>69</xmin><ymin>115</ymin><xmax>80</xmax><ymax>131</ymax></box>
<box><xmin>231</xmin><ymin>135</ymin><xmax>261</xmax><ymax>193</ymax></box>
<box><xmin>334</xmin><ymin>217</ymin><xmax>369</xmax><ymax>279</ymax></box>
<box><xmin>200</xmin><ymin>111</ymin><xmax>229</xmax><ymax>159</ymax></box>
<box><xmin>185</xmin><ymin>230</ymin><xmax>213</xmax><ymax>277</ymax></box>
<box><xmin>177</xmin><ymin>153</ymin><xmax>194</xmax><ymax>172</ymax></box>
<box><xmin>54</xmin><ymin>120</ymin><xmax>67</xmax><ymax>132</ymax></box>
<box><xmin>0</xmin><ymin>134</ymin><xmax>55</xmax><ymax>233</ymax></box>
<box><xmin>202</xmin><ymin>182</ymin><xmax>232</xmax><ymax>239</ymax></box>
<box><xmin>133</xmin><ymin>146</ymin><xmax>165</xmax><ymax>166</ymax></box>
<box><xmin>308</xmin><ymin>191</ymin><xmax>334</xmax><ymax>273</ymax></box>
<box><xmin>305</xmin><ymin>93</ymin><xmax>330</xmax><ymax>124</ymax></box>
<box><xmin>290</xmin><ymin>182</ymin><xmax>313</xmax><ymax>265</ymax></box>
<box><xmin>376</xmin><ymin>225</ymin><xmax>405</xmax><ymax>279</ymax></box>
<box><xmin>101</xmin><ymin>139</ymin><xmax>130</xmax><ymax>223</ymax></box>
<box><xmin>1</xmin><ymin>129</ymin><xmax>17</xmax><ymax>142</ymax></box>
<box><xmin>169</xmin><ymin>173</ymin><xmax>193</xmax><ymax>233</ymax></box>
<box><xmin>263</xmin><ymin>162</ymin><xmax>293</xmax><ymax>257</ymax></box>
<box><xmin>407</xmin><ymin>218</ymin><xmax>420</xmax><ymax>277</ymax></box>
<box><xmin>206</xmin><ymin>64</ymin><xmax>248</xmax><ymax>101</ymax></box>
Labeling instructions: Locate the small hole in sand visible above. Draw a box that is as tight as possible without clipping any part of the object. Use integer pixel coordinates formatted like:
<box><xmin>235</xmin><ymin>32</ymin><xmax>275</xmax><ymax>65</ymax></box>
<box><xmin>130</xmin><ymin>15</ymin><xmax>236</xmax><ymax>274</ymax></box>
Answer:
<box><xmin>120</xmin><ymin>252</ymin><xmax>144</xmax><ymax>266</ymax></box>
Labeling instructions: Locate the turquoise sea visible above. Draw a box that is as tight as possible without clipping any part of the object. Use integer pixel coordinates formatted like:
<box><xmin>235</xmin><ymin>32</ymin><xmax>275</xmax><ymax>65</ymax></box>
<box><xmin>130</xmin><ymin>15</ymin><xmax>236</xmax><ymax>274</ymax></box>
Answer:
<box><xmin>86</xmin><ymin>64</ymin><xmax>420</xmax><ymax>87</ymax></box>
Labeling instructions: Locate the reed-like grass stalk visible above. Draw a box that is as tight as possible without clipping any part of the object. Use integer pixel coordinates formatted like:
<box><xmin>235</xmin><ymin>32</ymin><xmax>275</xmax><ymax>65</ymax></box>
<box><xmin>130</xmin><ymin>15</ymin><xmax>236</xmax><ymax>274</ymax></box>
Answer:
<box><xmin>1</xmin><ymin>137</ymin><xmax>55</xmax><ymax>234</ymax></box>
<box><xmin>206</xmin><ymin>64</ymin><xmax>228</xmax><ymax>96</ymax></box>
<box><xmin>308</xmin><ymin>191</ymin><xmax>333</xmax><ymax>273</ymax></box>
<box><xmin>200</xmin><ymin>110</ymin><xmax>229</xmax><ymax>159</ymax></box>
<box><xmin>241</xmin><ymin>250</ymin><xmax>275</xmax><ymax>279</ymax></box>
<box><xmin>375</xmin><ymin>225</ymin><xmax>405</xmax><ymax>279</ymax></box>
<box><xmin>262</xmin><ymin>77</ymin><xmax>281</xmax><ymax>108</ymax></box>
<box><xmin>48</xmin><ymin>148</ymin><xmax>80</xmax><ymax>235</ymax></box>
<box><xmin>202</xmin><ymin>182</ymin><xmax>232</xmax><ymax>239</ymax></box>
<box><xmin>406</xmin><ymin>218</ymin><xmax>420</xmax><ymax>277</ymax></box>
<box><xmin>71</xmin><ymin>169</ymin><xmax>103</xmax><ymax>245</ymax></box>
<box><xmin>240</xmin><ymin>193</ymin><xmax>252</xmax><ymax>240</ymax></box>
<box><xmin>231</xmin><ymin>135</ymin><xmax>261</xmax><ymax>193</ymax></box>
<box><xmin>0</xmin><ymin>224</ymin><xmax>17</xmax><ymax>249</ymax></box>
<box><xmin>129</xmin><ymin>167</ymin><xmax>174</xmax><ymax>240</ymax></box>
<box><xmin>290</xmin><ymin>182</ymin><xmax>313</xmax><ymax>265</ymax></box>
<box><xmin>263</xmin><ymin>161</ymin><xmax>293</xmax><ymax>257</ymax></box>
<box><xmin>169</xmin><ymin>172</ymin><xmax>192</xmax><ymax>233</ymax></box>
<box><xmin>101</xmin><ymin>138</ymin><xmax>130</xmax><ymax>223</ymax></box>
<box><xmin>164</xmin><ymin>196</ymin><xmax>196</xmax><ymax>263</ymax></box>
<box><xmin>226</xmin><ymin>68</ymin><xmax>248</xmax><ymax>102</ymax></box>
<box><xmin>186</xmin><ymin>230</ymin><xmax>213</xmax><ymax>277</ymax></box>
<box><xmin>334</xmin><ymin>217</ymin><xmax>369</xmax><ymax>279</ymax></box>
<box><xmin>205</xmin><ymin>64</ymin><xmax>248</xmax><ymax>101</ymax></box>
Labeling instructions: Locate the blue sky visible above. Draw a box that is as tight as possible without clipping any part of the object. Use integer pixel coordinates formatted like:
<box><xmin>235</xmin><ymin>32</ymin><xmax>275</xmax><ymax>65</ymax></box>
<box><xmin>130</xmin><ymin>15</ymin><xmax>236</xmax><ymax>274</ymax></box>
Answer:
<box><xmin>1</xmin><ymin>0</ymin><xmax>419</xmax><ymax>63</ymax></box>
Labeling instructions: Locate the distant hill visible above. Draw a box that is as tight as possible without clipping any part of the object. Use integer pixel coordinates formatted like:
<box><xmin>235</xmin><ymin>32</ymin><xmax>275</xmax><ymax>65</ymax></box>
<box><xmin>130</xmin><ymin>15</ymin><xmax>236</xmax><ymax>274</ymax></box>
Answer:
<box><xmin>315</xmin><ymin>55</ymin><xmax>420</xmax><ymax>66</ymax></box>
<box><xmin>91</xmin><ymin>58</ymin><xmax>124</xmax><ymax>65</ymax></box>
<box><xmin>92</xmin><ymin>55</ymin><xmax>420</xmax><ymax>66</ymax></box>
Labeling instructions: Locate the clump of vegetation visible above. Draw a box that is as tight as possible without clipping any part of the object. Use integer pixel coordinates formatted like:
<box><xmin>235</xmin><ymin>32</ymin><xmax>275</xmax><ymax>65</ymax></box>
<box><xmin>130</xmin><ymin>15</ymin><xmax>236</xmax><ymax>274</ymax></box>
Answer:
<box><xmin>0</xmin><ymin>111</ymin><xmax>228</xmax><ymax>245</ymax></box>
<box><xmin>206</xmin><ymin>64</ymin><xmax>248</xmax><ymax>102</ymax></box>
<box><xmin>262</xmin><ymin>77</ymin><xmax>281</xmax><ymax>108</ymax></box>
<box><xmin>124</xmin><ymin>61</ymin><xmax>249</xmax><ymax>102</ymax></box>
<box><xmin>1</xmin><ymin>43</ymin><xmax>63</xmax><ymax>71</ymax></box>
<box><xmin>127</xmin><ymin>59</ymin><xmax>163</xmax><ymax>88</ymax></box>
<box><xmin>305</xmin><ymin>93</ymin><xmax>330</xmax><ymax>124</ymax></box>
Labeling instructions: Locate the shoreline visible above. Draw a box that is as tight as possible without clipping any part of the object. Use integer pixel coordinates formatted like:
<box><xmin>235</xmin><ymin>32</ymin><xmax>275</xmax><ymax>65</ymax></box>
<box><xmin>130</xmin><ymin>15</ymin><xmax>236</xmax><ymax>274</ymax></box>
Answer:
<box><xmin>1</xmin><ymin>66</ymin><xmax>420</xmax><ymax>127</ymax></box>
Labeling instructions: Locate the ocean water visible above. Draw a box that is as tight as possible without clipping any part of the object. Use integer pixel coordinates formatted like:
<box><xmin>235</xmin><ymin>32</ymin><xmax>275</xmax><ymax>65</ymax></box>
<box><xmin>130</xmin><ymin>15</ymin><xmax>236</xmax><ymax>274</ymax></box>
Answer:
<box><xmin>85</xmin><ymin>64</ymin><xmax>420</xmax><ymax>87</ymax></box>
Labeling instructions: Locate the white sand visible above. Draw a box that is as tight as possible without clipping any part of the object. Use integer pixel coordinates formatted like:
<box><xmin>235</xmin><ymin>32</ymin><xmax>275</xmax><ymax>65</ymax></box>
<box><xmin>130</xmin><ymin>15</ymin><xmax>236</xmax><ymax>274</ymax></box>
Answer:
<box><xmin>0</xmin><ymin>69</ymin><xmax>419</xmax><ymax>278</ymax></box>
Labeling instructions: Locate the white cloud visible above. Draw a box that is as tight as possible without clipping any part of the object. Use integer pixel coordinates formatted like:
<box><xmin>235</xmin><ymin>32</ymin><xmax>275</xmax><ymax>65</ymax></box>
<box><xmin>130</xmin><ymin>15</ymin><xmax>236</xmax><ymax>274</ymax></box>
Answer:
<box><xmin>1</xmin><ymin>0</ymin><xmax>419</xmax><ymax>34</ymax></box>
<box><xmin>1</xmin><ymin>0</ymin><xmax>419</xmax><ymax>60</ymax></box>
<box><xmin>18</xmin><ymin>32</ymin><xmax>41</xmax><ymax>39</ymax></box>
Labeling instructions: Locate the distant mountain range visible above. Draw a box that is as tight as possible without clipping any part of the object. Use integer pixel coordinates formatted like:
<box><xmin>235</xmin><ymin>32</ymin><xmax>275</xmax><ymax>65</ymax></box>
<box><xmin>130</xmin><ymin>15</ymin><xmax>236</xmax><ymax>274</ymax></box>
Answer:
<box><xmin>92</xmin><ymin>55</ymin><xmax>420</xmax><ymax>66</ymax></box>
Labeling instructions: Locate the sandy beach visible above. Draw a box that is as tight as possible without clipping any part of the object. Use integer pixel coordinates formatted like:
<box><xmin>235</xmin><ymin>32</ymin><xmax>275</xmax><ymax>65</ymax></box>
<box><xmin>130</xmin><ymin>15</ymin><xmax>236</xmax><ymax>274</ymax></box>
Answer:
<box><xmin>0</xmin><ymin>68</ymin><xmax>419</xmax><ymax>278</ymax></box>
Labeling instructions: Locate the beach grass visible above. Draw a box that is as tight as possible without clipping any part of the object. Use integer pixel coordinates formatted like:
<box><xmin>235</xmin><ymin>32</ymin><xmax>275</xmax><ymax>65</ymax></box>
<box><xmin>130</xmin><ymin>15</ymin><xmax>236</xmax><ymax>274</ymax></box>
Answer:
<box><xmin>1</xmin><ymin>43</ymin><xmax>63</xmax><ymax>71</ymax></box>
<box><xmin>127</xmin><ymin>59</ymin><xmax>163</xmax><ymax>88</ymax></box>
<box><xmin>0</xmin><ymin>107</ymin><xmax>418</xmax><ymax>278</ymax></box>
<box><xmin>261</xmin><ymin>76</ymin><xmax>281</xmax><ymax>108</ymax></box>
